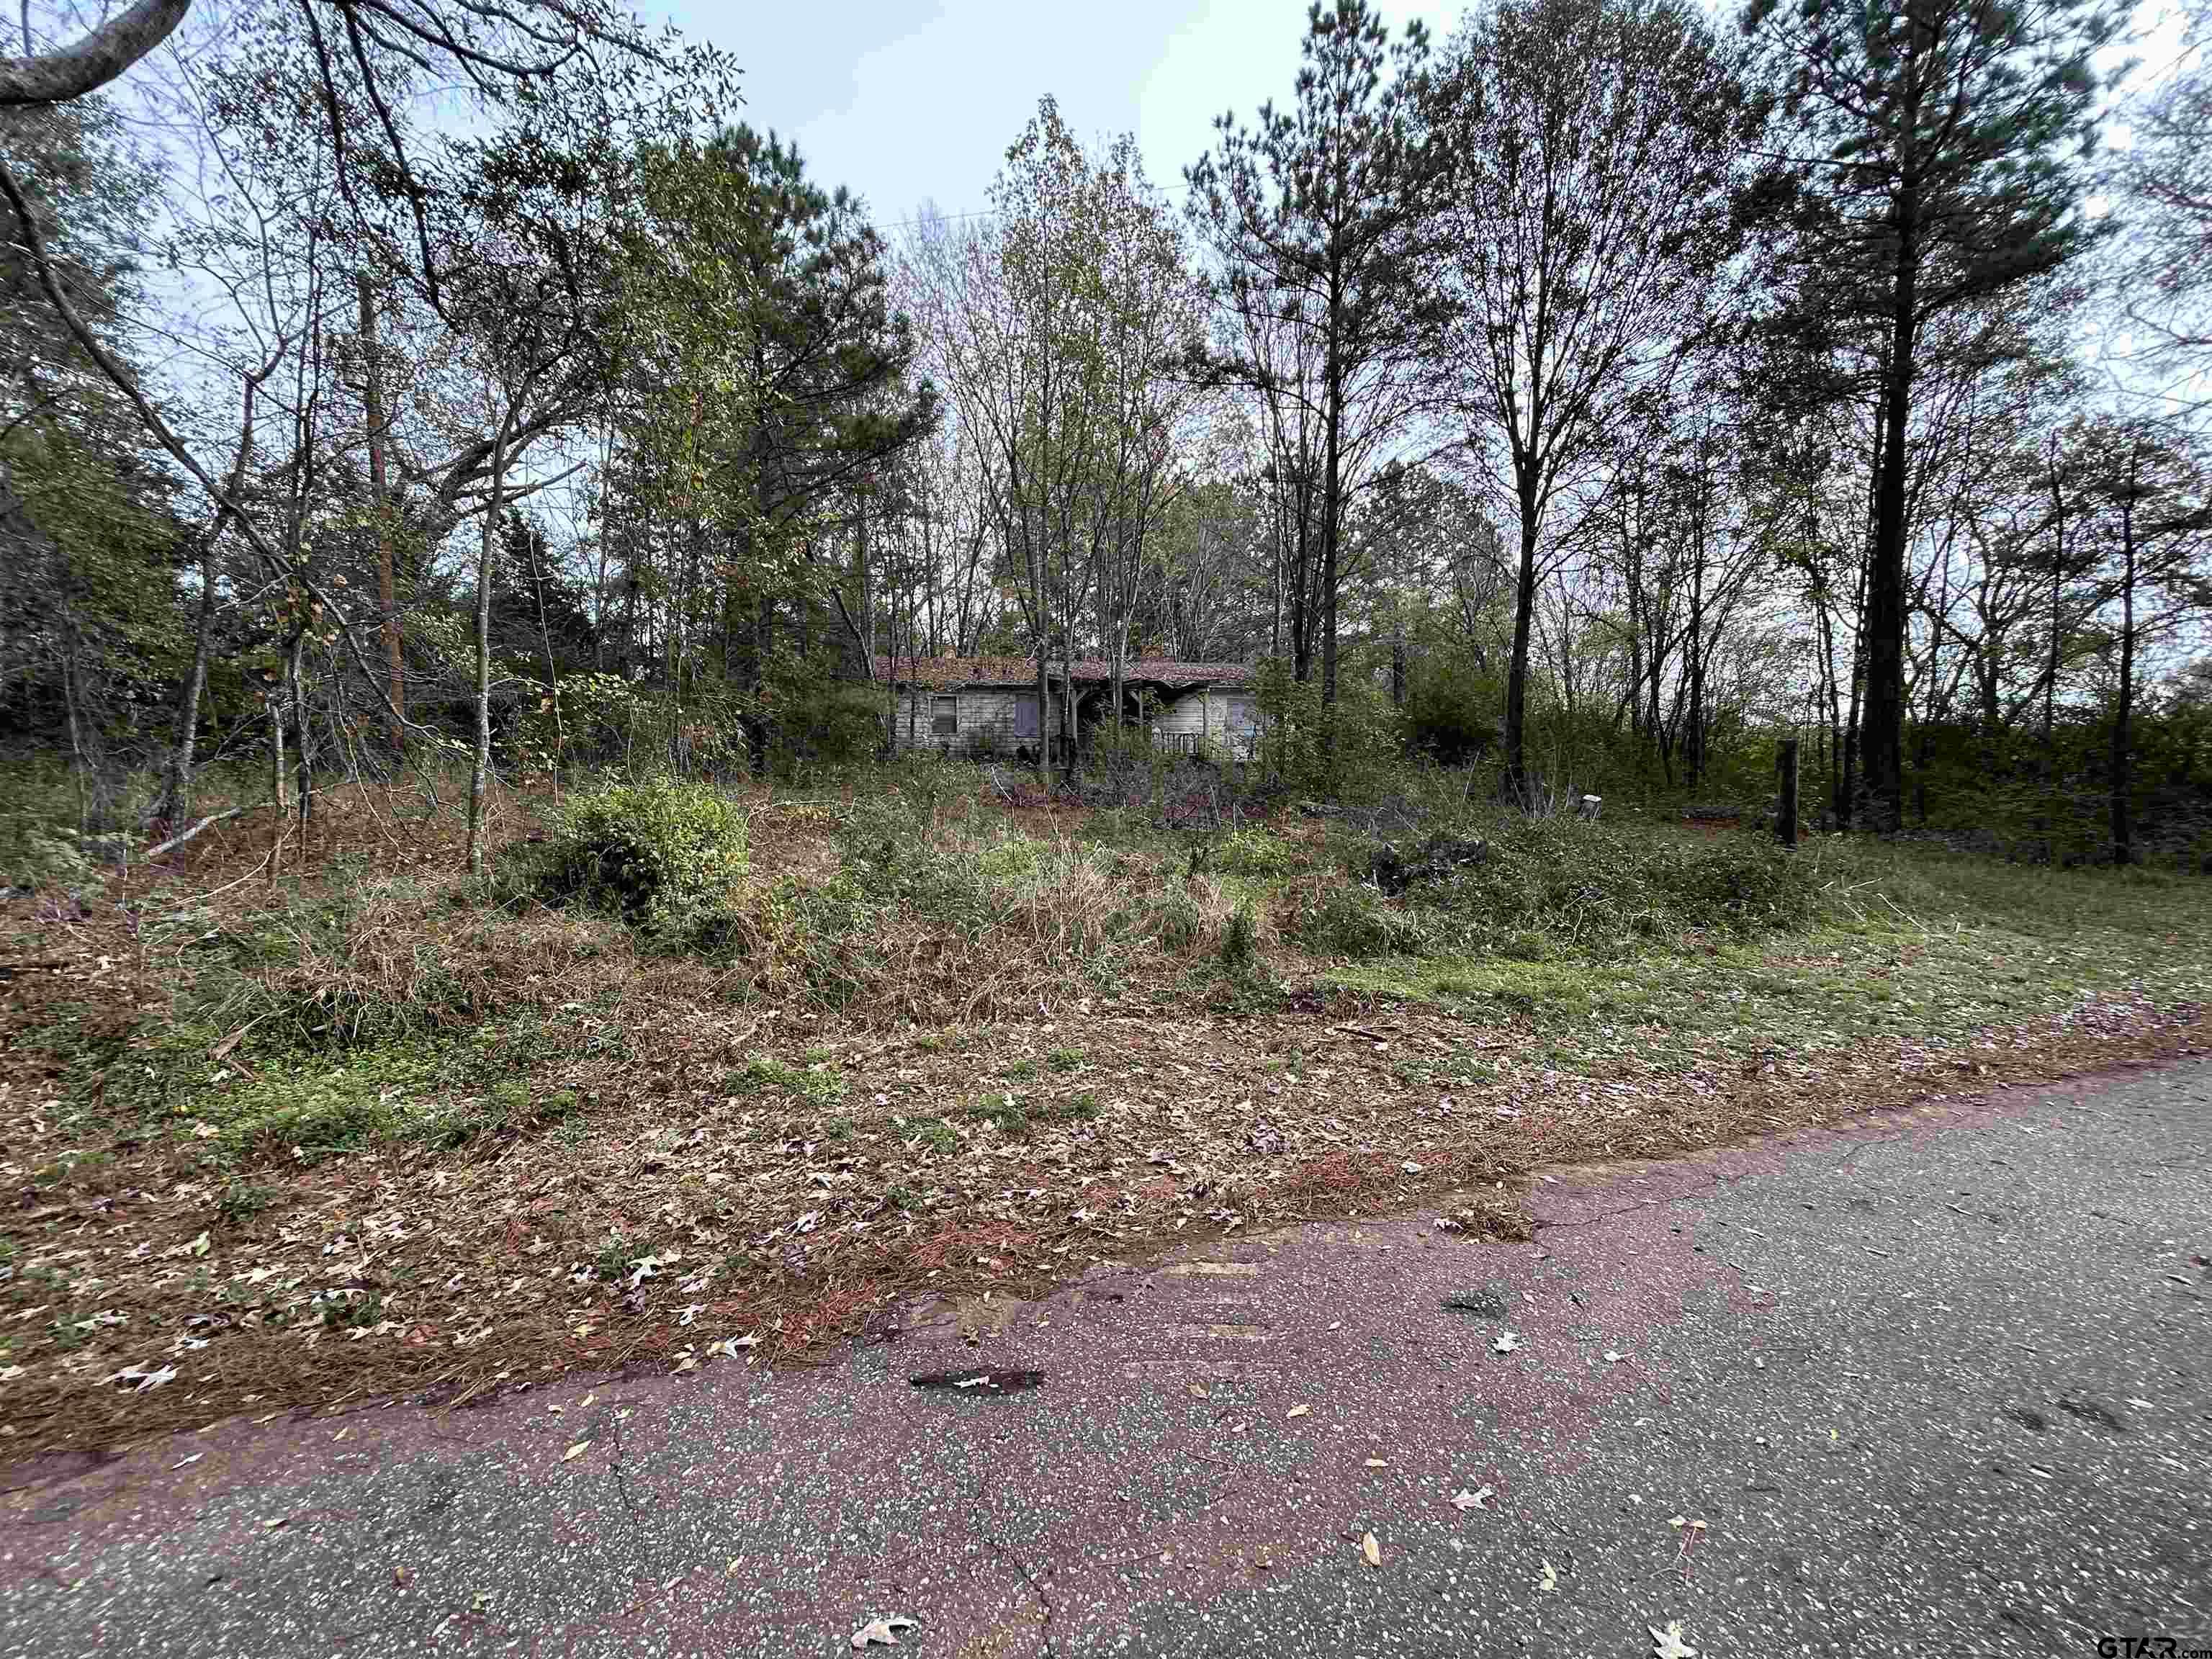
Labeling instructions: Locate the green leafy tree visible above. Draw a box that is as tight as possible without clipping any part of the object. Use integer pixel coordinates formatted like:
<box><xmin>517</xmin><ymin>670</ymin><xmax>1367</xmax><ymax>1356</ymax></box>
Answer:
<box><xmin>1428</xmin><ymin>0</ymin><xmax>1752</xmax><ymax>806</ymax></box>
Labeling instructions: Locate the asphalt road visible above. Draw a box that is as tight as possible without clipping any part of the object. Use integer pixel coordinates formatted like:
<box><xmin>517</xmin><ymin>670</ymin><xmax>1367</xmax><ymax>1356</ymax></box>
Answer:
<box><xmin>4</xmin><ymin>1061</ymin><xmax>2209</xmax><ymax>1658</ymax></box>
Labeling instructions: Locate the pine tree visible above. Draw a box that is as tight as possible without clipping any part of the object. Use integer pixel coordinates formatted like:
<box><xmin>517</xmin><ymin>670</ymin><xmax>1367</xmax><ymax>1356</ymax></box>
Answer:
<box><xmin>1742</xmin><ymin>0</ymin><xmax>2122</xmax><ymax>832</ymax></box>
<box><xmin>1185</xmin><ymin>1</ymin><xmax>1443</xmax><ymax>732</ymax></box>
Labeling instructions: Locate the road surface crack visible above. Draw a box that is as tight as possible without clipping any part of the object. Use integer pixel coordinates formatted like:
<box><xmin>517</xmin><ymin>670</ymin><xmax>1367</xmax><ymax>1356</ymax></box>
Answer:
<box><xmin>606</xmin><ymin>1409</ymin><xmax>644</xmax><ymax>1542</ymax></box>
<box><xmin>979</xmin><ymin>1526</ymin><xmax>1056</xmax><ymax>1658</ymax></box>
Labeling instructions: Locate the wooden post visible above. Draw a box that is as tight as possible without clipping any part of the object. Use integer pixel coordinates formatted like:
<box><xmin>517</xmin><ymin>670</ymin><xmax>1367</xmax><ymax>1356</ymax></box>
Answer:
<box><xmin>1776</xmin><ymin>736</ymin><xmax>1800</xmax><ymax>848</ymax></box>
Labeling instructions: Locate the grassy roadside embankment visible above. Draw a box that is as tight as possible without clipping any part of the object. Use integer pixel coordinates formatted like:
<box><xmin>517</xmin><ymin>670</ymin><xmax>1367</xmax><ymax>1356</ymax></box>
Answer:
<box><xmin>2</xmin><ymin>762</ymin><xmax>2206</xmax><ymax>1456</ymax></box>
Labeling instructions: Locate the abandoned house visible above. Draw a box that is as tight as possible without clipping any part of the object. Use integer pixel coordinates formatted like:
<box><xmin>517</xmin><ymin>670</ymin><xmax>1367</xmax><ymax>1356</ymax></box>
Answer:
<box><xmin>872</xmin><ymin>657</ymin><xmax>1261</xmax><ymax>761</ymax></box>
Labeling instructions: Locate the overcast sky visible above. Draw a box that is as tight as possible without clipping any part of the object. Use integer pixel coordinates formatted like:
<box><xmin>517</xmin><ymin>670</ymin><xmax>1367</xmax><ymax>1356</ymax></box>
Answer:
<box><xmin>643</xmin><ymin>1</ymin><xmax>2189</xmax><ymax>234</ymax></box>
<box><xmin>647</xmin><ymin>0</ymin><xmax>1463</xmax><ymax>229</ymax></box>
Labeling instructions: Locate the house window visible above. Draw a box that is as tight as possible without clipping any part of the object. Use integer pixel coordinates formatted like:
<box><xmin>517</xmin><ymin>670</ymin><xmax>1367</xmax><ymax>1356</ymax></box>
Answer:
<box><xmin>931</xmin><ymin>695</ymin><xmax>958</xmax><ymax>739</ymax></box>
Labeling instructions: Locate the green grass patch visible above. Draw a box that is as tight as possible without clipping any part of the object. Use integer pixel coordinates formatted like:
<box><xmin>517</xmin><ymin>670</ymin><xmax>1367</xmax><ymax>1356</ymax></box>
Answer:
<box><xmin>906</xmin><ymin>1118</ymin><xmax>959</xmax><ymax>1154</ymax></box>
<box><xmin>724</xmin><ymin>1053</ymin><xmax>848</xmax><ymax>1108</ymax></box>
<box><xmin>1322</xmin><ymin>834</ymin><xmax>2212</xmax><ymax>1071</ymax></box>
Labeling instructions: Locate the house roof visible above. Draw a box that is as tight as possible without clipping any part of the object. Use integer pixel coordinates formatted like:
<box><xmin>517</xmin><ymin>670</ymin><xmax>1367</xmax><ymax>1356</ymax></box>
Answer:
<box><xmin>875</xmin><ymin>656</ymin><xmax>1254</xmax><ymax>691</ymax></box>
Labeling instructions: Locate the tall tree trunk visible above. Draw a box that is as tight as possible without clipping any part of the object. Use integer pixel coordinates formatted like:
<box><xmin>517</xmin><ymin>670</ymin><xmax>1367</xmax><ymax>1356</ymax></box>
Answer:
<box><xmin>287</xmin><ymin>625</ymin><xmax>313</xmax><ymax>867</ymax></box>
<box><xmin>1063</xmin><ymin>616</ymin><xmax>1082</xmax><ymax>788</ymax></box>
<box><xmin>58</xmin><ymin>612</ymin><xmax>93</xmax><ymax>832</ymax></box>
<box><xmin>359</xmin><ymin>274</ymin><xmax>403</xmax><ymax>757</ymax></box>
<box><xmin>467</xmin><ymin>405</ymin><xmax>506</xmax><ymax>878</ymax></box>
<box><xmin>2039</xmin><ymin>441</ymin><xmax>2069</xmax><ymax>852</ymax></box>
<box><xmin>265</xmin><ymin>680</ymin><xmax>287</xmax><ymax>884</ymax></box>
<box><xmin>2110</xmin><ymin>486</ymin><xmax>2137</xmax><ymax>866</ymax></box>
<box><xmin>1863</xmin><ymin>235</ymin><xmax>1920</xmax><ymax>835</ymax></box>
<box><xmin>1033</xmin><ymin>646</ymin><xmax>1051</xmax><ymax>789</ymax></box>
<box><xmin>1686</xmin><ymin>522</ymin><xmax>1707</xmax><ymax>792</ymax></box>
<box><xmin>157</xmin><ymin>382</ymin><xmax>260</xmax><ymax>826</ymax></box>
<box><xmin>1319</xmin><ymin>287</ymin><xmax>1342</xmax><ymax>781</ymax></box>
<box><xmin>161</xmin><ymin>532</ymin><xmax>220</xmax><ymax>828</ymax></box>
<box><xmin>1503</xmin><ymin>470</ymin><xmax>1539</xmax><ymax>807</ymax></box>
<box><xmin>1839</xmin><ymin>457</ymin><xmax>1876</xmax><ymax>832</ymax></box>
<box><xmin>526</xmin><ymin>521</ymin><xmax>567</xmax><ymax>800</ymax></box>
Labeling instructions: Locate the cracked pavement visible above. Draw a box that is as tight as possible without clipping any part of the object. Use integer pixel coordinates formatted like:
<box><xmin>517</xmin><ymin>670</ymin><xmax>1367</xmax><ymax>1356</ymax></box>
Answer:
<box><xmin>4</xmin><ymin>1059</ymin><xmax>2208</xmax><ymax>1657</ymax></box>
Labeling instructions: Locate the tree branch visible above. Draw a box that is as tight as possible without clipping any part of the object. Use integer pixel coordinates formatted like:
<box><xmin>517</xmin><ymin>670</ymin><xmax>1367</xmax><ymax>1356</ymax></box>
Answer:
<box><xmin>0</xmin><ymin>0</ymin><xmax>188</xmax><ymax>107</ymax></box>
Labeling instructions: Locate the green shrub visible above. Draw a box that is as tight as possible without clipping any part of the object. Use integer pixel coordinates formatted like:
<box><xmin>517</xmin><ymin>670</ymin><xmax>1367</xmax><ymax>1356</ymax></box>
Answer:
<box><xmin>1251</xmin><ymin>659</ymin><xmax>1405</xmax><ymax>800</ymax></box>
<box><xmin>1154</xmin><ymin>884</ymin><xmax>1204</xmax><ymax>953</ymax></box>
<box><xmin>0</xmin><ymin>814</ymin><xmax>94</xmax><ymax>892</ymax></box>
<box><xmin>1214</xmin><ymin>827</ymin><xmax>1299</xmax><ymax>877</ymax></box>
<box><xmin>1036</xmin><ymin>1089</ymin><xmax>1102</xmax><ymax>1125</ymax></box>
<box><xmin>1287</xmin><ymin>882</ymin><xmax>1429</xmax><ymax>959</ymax></box>
<box><xmin>1219</xmin><ymin>899</ymin><xmax>1259</xmax><ymax>968</ymax></box>
<box><xmin>527</xmin><ymin>778</ymin><xmax>748</xmax><ymax>929</ymax></box>
<box><xmin>1403</xmin><ymin>819</ymin><xmax>1820</xmax><ymax>948</ymax></box>
<box><xmin>216</xmin><ymin>1179</ymin><xmax>276</xmax><ymax>1226</ymax></box>
<box><xmin>761</xmin><ymin>652</ymin><xmax>886</xmax><ymax>773</ymax></box>
<box><xmin>1403</xmin><ymin>653</ymin><xmax>1500</xmax><ymax>765</ymax></box>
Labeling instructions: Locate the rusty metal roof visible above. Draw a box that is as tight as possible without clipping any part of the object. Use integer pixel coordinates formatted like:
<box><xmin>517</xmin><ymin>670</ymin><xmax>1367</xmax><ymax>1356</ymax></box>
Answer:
<box><xmin>874</xmin><ymin>656</ymin><xmax>1253</xmax><ymax>691</ymax></box>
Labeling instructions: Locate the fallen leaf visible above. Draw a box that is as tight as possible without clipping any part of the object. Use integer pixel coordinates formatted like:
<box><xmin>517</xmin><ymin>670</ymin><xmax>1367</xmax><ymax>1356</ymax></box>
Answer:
<box><xmin>1537</xmin><ymin>1559</ymin><xmax>1557</xmax><ymax>1592</ymax></box>
<box><xmin>562</xmin><ymin>1440</ymin><xmax>591</xmax><ymax>1462</ymax></box>
<box><xmin>105</xmin><ymin>1363</ymin><xmax>177</xmax><ymax>1393</ymax></box>
<box><xmin>1449</xmin><ymin>1485</ymin><xmax>1493</xmax><ymax>1511</ymax></box>
<box><xmin>850</xmin><ymin>1614</ymin><xmax>917</xmax><ymax>1648</ymax></box>
<box><xmin>1286</xmin><ymin>1404</ymin><xmax>1310</xmax><ymax>1419</ymax></box>
<box><xmin>726</xmin><ymin>1557</ymin><xmax>743</xmax><ymax>1577</ymax></box>
<box><xmin>1493</xmin><ymin>1331</ymin><xmax>1521</xmax><ymax>1354</ymax></box>
<box><xmin>1401</xmin><ymin>1161</ymin><xmax>1424</xmax><ymax>1174</ymax></box>
<box><xmin>1361</xmin><ymin>1532</ymin><xmax>1382</xmax><ymax>1567</ymax></box>
<box><xmin>1650</xmin><ymin>1620</ymin><xmax>1699</xmax><ymax>1659</ymax></box>
<box><xmin>1604</xmin><ymin>1349</ymin><xmax>1626</xmax><ymax>1364</ymax></box>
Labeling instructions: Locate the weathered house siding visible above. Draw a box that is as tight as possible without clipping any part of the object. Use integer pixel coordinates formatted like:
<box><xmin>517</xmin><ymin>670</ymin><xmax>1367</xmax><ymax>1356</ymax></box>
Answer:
<box><xmin>1154</xmin><ymin>689</ymin><xmax>1261</xmax><ymax>760</ymax></box>
<box><xmin>880</xmin><ymin>658</ymin><xmax>1256</xmax><ymax>760</ymax></box>
<box><xmin>892</xmin><ymin>686</ymin><xmax>1061</xmax><ymax>755</ymax></box>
